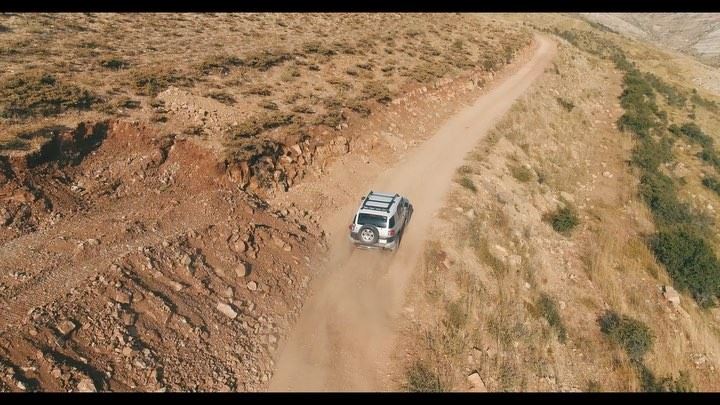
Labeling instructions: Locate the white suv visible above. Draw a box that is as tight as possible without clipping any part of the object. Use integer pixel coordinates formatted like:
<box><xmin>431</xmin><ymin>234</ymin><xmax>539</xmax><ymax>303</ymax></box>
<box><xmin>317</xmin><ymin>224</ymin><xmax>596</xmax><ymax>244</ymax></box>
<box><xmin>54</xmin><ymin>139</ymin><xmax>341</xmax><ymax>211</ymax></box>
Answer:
<box><xmin>348</xmin><ymin>191</ymin><xmax>413</xmax><ymax>251</ymax></box>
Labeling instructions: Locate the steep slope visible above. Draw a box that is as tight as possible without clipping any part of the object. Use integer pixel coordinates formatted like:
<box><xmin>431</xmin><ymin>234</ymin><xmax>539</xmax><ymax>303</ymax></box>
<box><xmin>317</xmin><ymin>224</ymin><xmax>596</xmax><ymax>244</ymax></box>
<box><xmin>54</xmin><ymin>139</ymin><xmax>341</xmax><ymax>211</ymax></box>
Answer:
<box><xmin>394</xmin><ymin>13</ymin><xmax>720</xmax><ymax>392</ymax></box>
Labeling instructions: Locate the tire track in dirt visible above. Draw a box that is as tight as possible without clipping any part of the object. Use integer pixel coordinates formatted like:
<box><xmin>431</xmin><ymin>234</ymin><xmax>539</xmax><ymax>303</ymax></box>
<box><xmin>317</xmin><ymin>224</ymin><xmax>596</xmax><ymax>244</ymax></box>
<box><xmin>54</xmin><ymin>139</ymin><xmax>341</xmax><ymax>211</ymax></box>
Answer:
<box><xmin>269</xmin><ymin>35</ymin><xmax>557</xmax><ymax>392</ymax></box>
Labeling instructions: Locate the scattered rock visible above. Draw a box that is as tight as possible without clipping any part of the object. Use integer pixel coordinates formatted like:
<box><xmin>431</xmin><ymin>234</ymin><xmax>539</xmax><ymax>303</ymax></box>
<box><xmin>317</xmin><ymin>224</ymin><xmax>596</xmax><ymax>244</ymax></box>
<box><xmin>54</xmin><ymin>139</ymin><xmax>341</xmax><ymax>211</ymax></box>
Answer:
<box><xmin>114</xmin><ymin>291</ymin><xmax>132</xmax><ymax>304</ymax></box>
<box><xmin>247</xmin><ymin>281</ymin><xmax>258</xmax><ymax>291</ymax></box>
<box><xmin>180</xmin><ymin>254</ymin><xmax>192</xmax><ymax>266</ymax></box>
<box><xmin>560</xmin><ymin>191</ymin><xmax>575</xmax><ymax>203</ymax></box>
<box><xmin>490</xmin><ymin>244</ymin><xmax>508</xmax><ymax>260</ymax></box>
<box><xmin>216</xmin><ymin>302</ymin><xmax>238</xmax><ymax>319</ymax></box>
<box><xmin>663</xmin><ymin>285</ymin><xmax>681</xmax><ymax>306</ymax></box>
<box><xmin>56</xmin><ymin>320</ymin><xmax>77</xmax><ymax>336</ymax></box>
<box><xmin>235</xmin><ymin>262</ymin><xmax>250</xmax><ymax>278</ymax></box>
<box><xmin>232</xmin><ymin>240</ymin><xmax>247</xmax><ymax>253</ymax></box>
<box><xmin>508</xmin><ymin>255</ymin><xmax>522</xmax><ymax>271</ymax></box>
<box><xmin>467</xmin><ymin>372</ymin><xmax>487</xmax><ymax>392</ymax></box>
<box><xmin>76</xmin><ymin>378</ymin><xmax>97</xmax><ymax>393</ymax></box>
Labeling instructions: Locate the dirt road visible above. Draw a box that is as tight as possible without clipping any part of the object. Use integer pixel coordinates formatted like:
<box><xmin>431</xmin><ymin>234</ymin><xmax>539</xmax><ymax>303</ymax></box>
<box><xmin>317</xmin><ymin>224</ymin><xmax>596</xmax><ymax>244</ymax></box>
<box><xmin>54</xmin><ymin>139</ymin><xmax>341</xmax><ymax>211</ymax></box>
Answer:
<box><xmin>268</xmin><ymin>35</ymin><xmax>557</xmax><ymax>392</ymax></box>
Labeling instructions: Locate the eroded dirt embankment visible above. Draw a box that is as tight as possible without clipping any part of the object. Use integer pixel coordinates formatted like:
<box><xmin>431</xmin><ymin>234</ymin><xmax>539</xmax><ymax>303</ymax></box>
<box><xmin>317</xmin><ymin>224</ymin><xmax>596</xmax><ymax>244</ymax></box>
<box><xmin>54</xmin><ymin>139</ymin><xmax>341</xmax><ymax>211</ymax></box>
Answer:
<box><xmin>0</xmin><ymin>121</ymin><xmax>326</xmax><ymax>392</ymax></box>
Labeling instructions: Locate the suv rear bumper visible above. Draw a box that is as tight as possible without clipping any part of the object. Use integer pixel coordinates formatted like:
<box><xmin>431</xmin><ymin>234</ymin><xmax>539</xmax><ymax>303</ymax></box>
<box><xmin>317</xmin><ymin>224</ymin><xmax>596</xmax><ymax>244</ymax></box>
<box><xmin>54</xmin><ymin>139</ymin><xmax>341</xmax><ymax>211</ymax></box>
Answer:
<box><xmin>349</xmin><ymin>232</ymin><xmax>398</xmax><ymax>249</ymax></box>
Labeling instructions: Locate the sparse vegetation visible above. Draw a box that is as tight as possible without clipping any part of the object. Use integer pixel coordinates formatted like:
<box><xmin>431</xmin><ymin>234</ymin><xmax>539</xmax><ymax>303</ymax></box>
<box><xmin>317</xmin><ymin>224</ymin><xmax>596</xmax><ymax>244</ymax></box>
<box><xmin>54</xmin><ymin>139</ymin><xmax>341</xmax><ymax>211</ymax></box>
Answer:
<box><xmin>405</xmin><ymin>361</ymin><xmax>446</xmax><ymax>392</ymax></box>
<box><xmin>598</xmin><ymin>310</ymin><xmax>653</xmax><ymax>361</ymax></box>
<box><xmin>205</xmin><ymin>91</ymin><xmax>237</xmax><ymax>105</ymax></box>
<box><xmin>131</xmin><ymin>67</ymin><xmax>193</xmax><ymax>96</ymax></box>
<box><xmin>0</xmin><ymin>72</ymin><xmax>99</xmax><ymax>118</ymax></box>
<box><xmin>537</xmin><ymin>293</ymin><xmax>567</xmax><ymax>343</ymax></box>
<box><xmin>610</xmin><ymin>53</ymin><xmax>720</xmax><ymax>307</ymax></box>
<box><xmin>651</xmin><ymin>228</ymin><xmax>720</xmax><ymax>307</ymax></box>
<box><xmin>229</xmin><ymin>112</ymin><xmax>295</xmax><ymax>139</ymax></box>
<box><xmin>100</xmin><ymin>57</ymin><xmax>129</xmax><ymax>70</ymax></box>
<box><xmin>636</xmin><ymin>365</ymin><xmax>693</xmax><ymax>392</ymax></box>
<box><xmin>360</xmin><ymin>81</ymin><xmax>392</xmax><ymax>104</ymax></box>
<box><xmin>458</xmin><ymin>176</ymin><xmax>477</xmax><ymax>193</ymax></box>
<box><xmin>198</xmin><ymin>54</ymin><xmax>243</xmax><ymax>75</ymax></box>
<box><xmin>509</xmin><ymin>164</ymin><xmax>532</xmax><ymax>182</ymax></box>
<box><xmin>547</xmin><ymin>206</ymin><xmax>579</xmax><ymax>234</ymax></box>
<box><xmin>556</xmin><ymin>97</ymin><xmax>575</xmax><ymax>112</ymax></box>
<box><xmin>241</xmin><ymin>48</ymin><xmax>292</xmax><ymax>71</ymax></box>
<box><xmin>702</xmin><ymin>176</ymin><xmax>720</xmax><ymax>196</ymax></box>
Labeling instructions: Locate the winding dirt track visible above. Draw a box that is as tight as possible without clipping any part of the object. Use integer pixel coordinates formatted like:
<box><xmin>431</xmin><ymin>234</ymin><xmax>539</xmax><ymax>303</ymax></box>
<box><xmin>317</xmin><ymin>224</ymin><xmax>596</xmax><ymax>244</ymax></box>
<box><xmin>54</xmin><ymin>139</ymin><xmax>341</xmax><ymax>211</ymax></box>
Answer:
<box><xmin>268</xmin><ymin>35</ymin><xmax>557</xmax><ymax>392</ymax></box>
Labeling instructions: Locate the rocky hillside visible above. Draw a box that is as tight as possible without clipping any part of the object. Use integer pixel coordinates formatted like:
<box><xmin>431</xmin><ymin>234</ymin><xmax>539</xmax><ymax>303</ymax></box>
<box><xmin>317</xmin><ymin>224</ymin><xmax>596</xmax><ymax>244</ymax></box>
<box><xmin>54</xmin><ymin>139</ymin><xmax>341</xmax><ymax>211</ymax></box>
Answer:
<box><xmin>394</xmin><ymin>13</ymin><xmax>720</xmax><ymax>392</ymax></box>
<box><xmin>0</xmin><ymin>13</ymin><xmax>533</xmax><ymax>392</ymax></box>
<box><xmin>581</xmin><ymin>13</ymin><xmax>720</xmax><ymax>67</ymax></box>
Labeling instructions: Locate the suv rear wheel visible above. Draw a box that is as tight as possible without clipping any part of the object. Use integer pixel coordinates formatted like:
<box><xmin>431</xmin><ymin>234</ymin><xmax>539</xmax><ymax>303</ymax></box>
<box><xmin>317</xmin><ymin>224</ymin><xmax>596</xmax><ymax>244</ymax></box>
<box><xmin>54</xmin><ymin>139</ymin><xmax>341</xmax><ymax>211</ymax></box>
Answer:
<box><xmin>358</xmin><ymin>225</ymin><xmax>379</xmax><ymax>244</ymax></box>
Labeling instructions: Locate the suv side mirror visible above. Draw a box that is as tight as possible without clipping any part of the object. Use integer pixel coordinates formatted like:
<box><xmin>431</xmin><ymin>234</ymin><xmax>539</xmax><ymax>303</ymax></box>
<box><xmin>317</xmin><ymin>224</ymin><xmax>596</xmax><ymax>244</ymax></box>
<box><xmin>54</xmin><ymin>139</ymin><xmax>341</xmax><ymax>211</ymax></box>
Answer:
<box><xmin>360</xmin><ymin>196</ymin><xmax>365</xmax><ymax>201</ymax></box>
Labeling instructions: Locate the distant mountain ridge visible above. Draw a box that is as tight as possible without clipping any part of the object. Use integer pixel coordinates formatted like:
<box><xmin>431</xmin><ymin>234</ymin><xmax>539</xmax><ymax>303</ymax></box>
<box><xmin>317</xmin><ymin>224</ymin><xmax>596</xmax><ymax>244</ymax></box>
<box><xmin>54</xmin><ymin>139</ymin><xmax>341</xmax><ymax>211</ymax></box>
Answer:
<box><xmin>581</xmin><ymin>13</ymin><xmax>720</xmax><ymax>67</ymax></box>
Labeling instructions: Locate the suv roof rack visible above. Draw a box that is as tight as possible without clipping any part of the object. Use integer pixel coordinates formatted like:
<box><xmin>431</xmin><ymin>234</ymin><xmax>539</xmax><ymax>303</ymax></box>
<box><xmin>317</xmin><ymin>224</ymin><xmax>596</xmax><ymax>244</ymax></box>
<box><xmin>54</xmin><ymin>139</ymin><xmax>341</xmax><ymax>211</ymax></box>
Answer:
<box><xmin>361</xmin><ymin>190</ymin><xmax>400</xmax><ymax>213</ymax></box>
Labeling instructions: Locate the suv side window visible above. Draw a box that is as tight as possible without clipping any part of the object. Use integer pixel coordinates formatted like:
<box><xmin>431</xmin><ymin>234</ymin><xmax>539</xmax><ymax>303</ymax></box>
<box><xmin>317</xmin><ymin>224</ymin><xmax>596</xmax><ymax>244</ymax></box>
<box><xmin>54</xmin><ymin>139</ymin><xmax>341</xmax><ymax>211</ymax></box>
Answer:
<box><xmin>389</xmin><ymin>215</ymin><xmax>396</xmax><ymax>228</ymax></box>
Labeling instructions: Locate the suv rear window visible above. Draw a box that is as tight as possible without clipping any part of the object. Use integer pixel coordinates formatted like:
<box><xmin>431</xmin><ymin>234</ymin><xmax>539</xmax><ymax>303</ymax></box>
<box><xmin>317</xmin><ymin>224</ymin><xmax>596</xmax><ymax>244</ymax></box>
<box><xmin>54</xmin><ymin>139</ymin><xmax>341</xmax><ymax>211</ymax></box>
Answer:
<box><xmin>357</xmin><ymin>213</ymin><xmax>388</xmax><ymax>227</ymax></box>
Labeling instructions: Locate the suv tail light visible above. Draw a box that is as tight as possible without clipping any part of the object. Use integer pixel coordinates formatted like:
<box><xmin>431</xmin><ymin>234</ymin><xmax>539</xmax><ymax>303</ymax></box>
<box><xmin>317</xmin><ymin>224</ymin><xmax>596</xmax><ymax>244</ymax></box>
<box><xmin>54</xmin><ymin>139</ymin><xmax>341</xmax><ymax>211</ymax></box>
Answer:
<box><xmin>349</xmin><ymin>224</ymin><xmax>353</xmax><ymax>231</ymax></box>
<box><xmin>388</xmin><ymin>229</ymin><xmax>395</xmax><ymax>236</ymax></box>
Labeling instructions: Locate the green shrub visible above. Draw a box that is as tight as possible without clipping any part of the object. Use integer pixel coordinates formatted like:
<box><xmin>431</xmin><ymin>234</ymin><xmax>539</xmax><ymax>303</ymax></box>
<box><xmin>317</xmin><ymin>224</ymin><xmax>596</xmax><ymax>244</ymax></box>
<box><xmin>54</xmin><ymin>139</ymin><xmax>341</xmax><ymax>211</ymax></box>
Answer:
<box><xmin>643</xmin><ymin>73</ymin><xmax>686</xmax><ymax>107</ymax></box>
<box><xmin>537</xmin><ymin>293</ymin><xmax>567</xmax><ymax>343</ymax></box>
<box><xmin>301</xmin><ymin>40</ymin><xmax>336</xmax><ymax>56</ymax></box>
<box><xmin>405</xmin><ymin>361</ymin><xmax>445</xmax><ymax>392</ymax></box>
<box><xmin>679</xmin><ymin>122</ymin><xmax>713</xmax><ymax>148</ymax></box>
<box><xmin>691</xmin><ymin>92</ymin><xmax>719</xmax><ymax>113</ymax></box>
<box><xmin>556</xmin><ymin>97</ymin><xmax>575</xmax><ymax>112</ymax></box>
<box><xmin>198</xmin><ymin>54</ymin><xmax>242</xmax><ymax>74</ymax></box>
<box><xmin>458</xmin><ymin>176</ymin><xmax>476</xmax><ymax>193</ymax></box>
<box><xmin>100</xmin><ymin>57</ymin><xmax>129</xmax><ymax>70</ymax></box>
<box><xmin>635</xmin><ymin>363</ymin><xmax>693</xmax><ymax>392</ymax></box>
<box><xmin>243</xmin><ymin>85</ymin><xmax>272</xmax><ymax>96</ymax></box>
<box><xmin>114</xmin><ymin>97</ymin><xmax>140</xmax><ymax>109</ymax></box>
<box><xmin>698</xmin><ymin>148</ymin><xmax>720</xmax><ymax>169</ymax></box>
<box><xmin>631</xmin><ymin>136</ymin><xmax>674</xmax><ymax>172</ymax></box>
<box><xmin>638</xmin><ymin>171</ymin><xmax>694</xmax><ymax>227</ymax></box>
<box><xmin>410</xmin><ymin>61</ymin><xmax>448</xmax><ymax>83</ymax></box>
<box><xmin>457</xmin><ymin>165</ymin><xmax>473</xmax><ymax>175</ymax></box>
<box><xmin>242</xmin><ymin>48</ymin><xmax>292</xmax><ymax>71</ymax></box>
<box><xmin>259</xmin><ymin>100</ymin><xmax>279</xmax><ymax>110</ymax></box>
<box><xmin>205</xmin><ymin>91</ymin><xmax>236</xmax><ymax>105</ymax></box>
<box><xmin>360</xmin><ymin>81</ymin><xmax>392</xmax><ymax>104</ymax></box>
<box><xmin>702</xmin><ymin>176</ymin><xmax>720</xmax><ymax>196</ymax></box>
<box><xmin>548</xmin><ymin>206</ymin><xmax>579</xmax><ymax>234</ymax></box>
<box><xmin>598</xmin><ymin>311</ymin><xmax>654</xmax><ymax>361</ymax></box>
<box><xmin>312</xmin><ymin>110</ymin><xmax>344</xmax><ymax>128</ymax></box>
<box><xmin>617</xmin><ymin>69</ymin><xmax>662</xmax><ymax>137</ymax></box>
<box><xmin>445</xmin><ymin>300</ymin><xmax>468</xmax><ymax>331</ymax></box>
<box><xmin>230</xmin><ymin>112</ymin><xmax>295</xmax><ymax>138</ymax></box>
<box><xmin>651</xmin><ymin>228</ymin><xmax>720</xmax><ymax>307</ymax></box>
<box><xmin>347</xmin><ymin>99</ymin><xmax>371</xmax><ymax>117</ymax></box>
<box><xmin>131</xmin><ymin>67</ymin><xmax>193</xmax><ymax>96</ymax></box>
<box><xmin>510</xmin><ymin>164</ymin><xmax>532</xmax><ymax>182</ymax></box>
